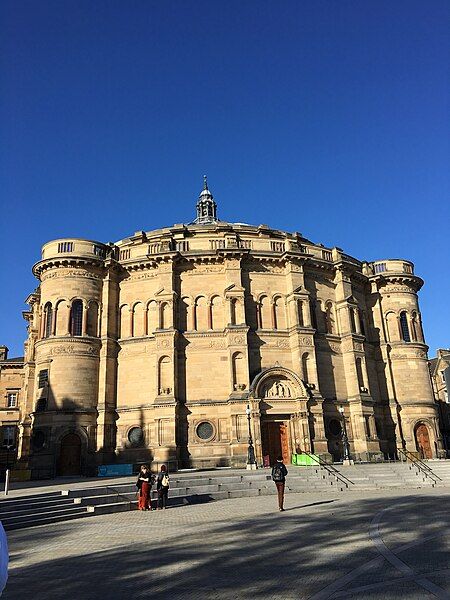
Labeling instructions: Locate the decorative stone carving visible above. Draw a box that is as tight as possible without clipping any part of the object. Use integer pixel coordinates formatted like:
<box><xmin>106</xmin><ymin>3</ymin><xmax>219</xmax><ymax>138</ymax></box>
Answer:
<box><xmin>262</xmin><ymin>380</ymin><xmax>292</xmax><ymax>398</ymax></box>
<box><xmin>299</xmin><ymin>337</ymin><xmax>313</xmax><ymax>346</ymax></box>
<box><xmin>48</xmin><ymin>344</ymin><xmax>99</xmax><ymax>356</ymax></box>
<box><xmin>276</xmin><ymin>339</ymin><xmax>290</xmax><ymax>348</ymax></box>
<box><xmin>156</xmin><ymin>339</ymin><xmax>171</xmax><ymax>349</ymax></box>
<box><xmin>42</xmin><ymin>269</ymin><xmax>102</xmax><ymax>281</ymax></box>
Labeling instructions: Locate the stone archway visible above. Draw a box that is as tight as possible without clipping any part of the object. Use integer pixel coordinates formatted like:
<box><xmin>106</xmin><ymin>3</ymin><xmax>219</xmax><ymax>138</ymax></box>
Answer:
<box><xmin>250</xmin><ymin>366</ymin><xmax>311</xmax><ymax>465</ymax></box>
<box><xmin>414</xmin><ymin>423</ymin><xmax>432</xmax><ymax>459</ymax></box>
<box><xmin>57</xmin><ymin>433</ymin><xmax>82</xmax><ymax>476</ymax></box>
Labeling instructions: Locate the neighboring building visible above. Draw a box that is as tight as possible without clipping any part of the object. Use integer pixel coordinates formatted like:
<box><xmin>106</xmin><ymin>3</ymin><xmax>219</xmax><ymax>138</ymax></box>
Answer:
<box><xmin>4</xmin><ymin>180</ymin><xmax>445</xmax><ymax>478</ymax></box>
<box><xmin>430</xmin><ymin>349</ymin><xmax>450</xmax><ymax>455</ymax></box>
<box><xmin>0</xmin><ymin>347</ymin><xmax>24</xmax><ymax>474</ymax></box>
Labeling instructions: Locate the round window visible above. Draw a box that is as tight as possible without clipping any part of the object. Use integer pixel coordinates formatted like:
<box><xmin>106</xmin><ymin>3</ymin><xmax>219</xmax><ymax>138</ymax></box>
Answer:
<box><xmin>128</xmin><ymin>427</ymin><xmax>144</xmax><ymax>447</ymax></box>
<box><xmin>196</xmin><ymin>421</ymin><xmax>214</xmax><ymax>440</ymax></box>
<box><xmin>328</xmin><ymin>419</ymin><xmax>342</xmax><ymax>437</ymax></box>
<box><xmin>32</xmin><ymin>430</ymin><xmax>46</xmax><ymax>451</ymax></box>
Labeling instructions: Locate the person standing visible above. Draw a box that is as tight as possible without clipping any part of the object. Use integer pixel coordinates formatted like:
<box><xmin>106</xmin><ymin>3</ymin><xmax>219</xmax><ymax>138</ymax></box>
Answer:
<box><xmin>271</xmin><ymin>455</ymin><xmax>288</xmax><ymax>511</ymax></box>
<box><xmin>136</xmin><ymin>464</ymin><xmax>154</xmax><ymax>511</ymax></box>
<box><xmin>157</xmin><ymin>464</ymin><xmax>170</xmax><ymax>510</ymax></box>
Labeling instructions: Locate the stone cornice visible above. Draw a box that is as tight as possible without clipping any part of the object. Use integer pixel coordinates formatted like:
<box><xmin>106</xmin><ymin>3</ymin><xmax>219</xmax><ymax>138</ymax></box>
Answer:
<box><xmin>33</xmin><ymin>257</ymin><xmax>106</xmax><ymax>279</ymax></box>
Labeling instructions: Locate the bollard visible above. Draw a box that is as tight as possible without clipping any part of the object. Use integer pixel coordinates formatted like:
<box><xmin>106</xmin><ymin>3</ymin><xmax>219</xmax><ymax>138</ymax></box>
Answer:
<box><xmin>4</xmin><ymin>470</ymin><xmax>10</xmax><ymax>496</ymax></box>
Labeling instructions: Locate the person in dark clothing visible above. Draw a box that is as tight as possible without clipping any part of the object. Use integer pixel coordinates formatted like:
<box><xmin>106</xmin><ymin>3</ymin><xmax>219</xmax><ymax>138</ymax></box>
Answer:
<box><xmin>271</xmin><ymin>456</ymin><xmax>288</xmax><ymax>511</ymax></box>
<box><xmin>136</xmin><ymin>464</ymin><xmax>154</xmax><ymax>511</ymax></box>
<box><xmin>156</xmin><ymin>464</ymin><xmax>170</xmax><ymax>510</ymax></box>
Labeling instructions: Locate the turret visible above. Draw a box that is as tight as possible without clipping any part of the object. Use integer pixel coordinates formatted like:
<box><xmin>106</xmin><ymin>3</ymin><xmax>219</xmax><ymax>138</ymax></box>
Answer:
<box><xmin>366</xmin><ymin>259</ymin><xmax>443</xmax><ymax>457</ymax></box>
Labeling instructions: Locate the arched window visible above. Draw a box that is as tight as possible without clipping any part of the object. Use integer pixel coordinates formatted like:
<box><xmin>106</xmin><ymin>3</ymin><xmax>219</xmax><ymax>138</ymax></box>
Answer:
<box><xmin>359</xmin><ymin>309</ymin><xmax>366</xmax><ymax>337</ymax></box>
<box><xmin>160</xmin><ymin>302</ymin><xmax>170</xmax><ymax>329</ymax></box>
<box><xmin>356</xmin><ymin>357</ymin><xmax>365</xmax><ymax>389</ymax></box>
<box><xmin>230</xmin><ymin>298</ymin><xmax>237</xmax><ymax>326</ymax></box>
<box><xmin>179</xmin><ymin>297</ymin><xmax>190</xmax><ymax>331</ymax></box>
<box><xmin>55</xmin><ymin>300</ymin><xmax>68</xmax><ymax>336</ymax></box>
<box><xmin>147</xmin><ymin>300</ymin><xmax>158</xmax><ymax>334</ymax></box>
<box><xmin>211</xmin><ymin>296</ymin><xmax>224</xmax><ymax>330</ymax></box>
<box><xmin>400</xmin><ymin>311</ymin><xmax>411</xmax><ymax>342</ymax></box>
<box><xmin>310</xmin><ymin>300</ymin><xmax>318</xmax><ymax>330</ymax></box>
<box><xmin>232</xmin><ymin>352</ymin><xmax>246</xmax><ymax>390</ymax></box>
<box><xmin>297</xmin><ymin>300</ymin><xmax>304</xmax><ymax>327</ymax></box>
<box><xmin>385</xmin><ymin>311</ymin><xmax>399</xmax><ymax>342</ymax></box>
<box><xmin>411</xmin><ymin>311</ymin><xmax>419</xmax><ymax>342</ymax></box>
<box><xmin>119</xmin><ymin>304</ymin><xmax>129</xmax><ymax>338</ymax></box>
<box><xmin>301</xmin><ymin>352</ymin><xmax>309</xmax><ymax>383</ymax></box>
<box><xmin>194</xmin><ymin>296</ymin><xmax>208</xmax><ymax>331</ymax></box>
<box><xmin>43</xmin><ymin>303</ymin><xmax>53</xmax><ymax>338</ymax></box>
<box><xmin>87</xmin><ymin>302</ymin><xmax>99</xmax><ymax>337</ymax></box>
<box><xmin>273</xmin><ymin>296</ymin><xmax>286</xmax><ymax>330</ymax></box>
<box><xmin>158</xmin><ymin>356</ymin><xmax>172</xmax><ymax>395</ymax></box>
<box><xmin>133</xmin><ymin>302</ymin><xmax>145</xmax><ymax>337</ymax></box>
<box><xmin>325</xmin><ymin>301</ymin><xmax>335</xmax><ymax>334</ymax></box>
<box><xmin>70</xmin><ymin>300</ymin><xmax>83</xmax><ymax>336</ymax></box>
<box><xmin>260</xmin><ymin>296</ymin><xmax>271</xmax><ymax>329</ymax></box>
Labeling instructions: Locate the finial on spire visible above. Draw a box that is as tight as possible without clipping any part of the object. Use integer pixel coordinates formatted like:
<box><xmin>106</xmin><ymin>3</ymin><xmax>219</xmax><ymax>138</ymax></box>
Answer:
<box><xmin>194</xmin><ymin>175</ymin><xmax>218</xmax><ymax>224</ymax></box>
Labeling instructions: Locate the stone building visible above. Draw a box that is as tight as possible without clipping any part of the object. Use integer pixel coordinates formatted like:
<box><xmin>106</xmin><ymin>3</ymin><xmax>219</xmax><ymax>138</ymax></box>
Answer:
<box><xmin>429</xmin><ymin>349</ymin><xmax>450</xmax><ymax>455</ymax></box>
<box><xmin>3</xmin><ymin>179</ymin><xmax>444</xmax><ymax>478</ymax></box>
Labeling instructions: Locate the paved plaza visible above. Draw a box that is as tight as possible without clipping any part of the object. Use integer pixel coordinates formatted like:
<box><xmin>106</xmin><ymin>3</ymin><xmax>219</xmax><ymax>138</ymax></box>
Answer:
<box><xmin>4</xmin><ymin>486</ymin><xmax>450</xmax><ymax>599</ymax></box>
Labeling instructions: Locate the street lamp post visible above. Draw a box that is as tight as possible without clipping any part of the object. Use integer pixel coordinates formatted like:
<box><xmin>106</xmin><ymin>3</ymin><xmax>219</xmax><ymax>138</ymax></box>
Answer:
<box><xmin>4</xmin><ymin>444</ymin><xmax>14</xmax><ymax>496</ymax></box>
<box><xmin>338</xmin><ymin>406</ymin><xmax>353</xmax><ymax>466</ymax></box>
<box><xmin>245</xmin><ymin>404</ymin><xmax>257</xmax><ymax>470</ymax></box>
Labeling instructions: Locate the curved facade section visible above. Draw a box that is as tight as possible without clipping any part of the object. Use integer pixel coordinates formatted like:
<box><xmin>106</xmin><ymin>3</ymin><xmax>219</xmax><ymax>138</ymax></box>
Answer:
<box><xmin>29</xmin><ymin>239</ymin><xmax>109</xmax><ymax>477</ymax></box>
<box><xmin>14</xmin><ymin>187</ymin><xmax>443</xmax><ymax>477</ymax></box>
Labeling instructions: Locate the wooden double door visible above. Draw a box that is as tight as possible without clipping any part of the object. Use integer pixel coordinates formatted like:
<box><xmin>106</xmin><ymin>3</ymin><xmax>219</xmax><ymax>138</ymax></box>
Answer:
<box><xmin>57</xmin><ymin>433</ymin><xmax>82</xmax><ymax>476</ymax></box>
<box><xmin>261</xmin><ymin>421</ymin><xmax>290</xmax><ymax>466</ymax></box>
<box><xmin>415</xmin><ymin>424</ymin><xmax>433</xmax><ymax>459</ymax></box>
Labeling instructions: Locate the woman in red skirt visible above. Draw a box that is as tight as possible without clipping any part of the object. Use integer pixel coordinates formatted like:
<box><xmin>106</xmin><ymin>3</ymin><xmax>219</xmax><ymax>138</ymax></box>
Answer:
<box><xmin>136</xmin><ymin>464</ymin><xmax>154</xmax><ymax>511</ymax></box>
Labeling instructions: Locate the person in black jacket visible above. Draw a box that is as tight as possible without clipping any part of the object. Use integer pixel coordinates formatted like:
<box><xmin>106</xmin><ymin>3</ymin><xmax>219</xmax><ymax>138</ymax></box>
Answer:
<box><xmin>136</xmin><ymin>464</ymin><xmax>154</xmax><ymax>511</ymax></box>
<box><xmin>271</xmin><ymin>456</ymin><xmax>288</xmax><ymax>511</ymax></box>
<box><xmin>156</xmin><ymin>464</ymin><xmax>170</xmax><ymax>510</ymax></box>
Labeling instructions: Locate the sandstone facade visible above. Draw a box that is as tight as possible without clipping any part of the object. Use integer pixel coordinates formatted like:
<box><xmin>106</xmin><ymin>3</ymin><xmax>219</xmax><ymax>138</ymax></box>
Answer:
<box><xmin>3</xmin><ymin>181</ymin><xmax>444</xmax><ymax>477</ymax></box>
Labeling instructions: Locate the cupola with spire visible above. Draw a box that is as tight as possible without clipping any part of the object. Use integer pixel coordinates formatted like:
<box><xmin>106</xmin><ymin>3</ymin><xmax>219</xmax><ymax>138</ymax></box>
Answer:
<box><xmin>194</xmin><ymin>175</ymin><xmax>218</xmax><ymax>224</ymax></box>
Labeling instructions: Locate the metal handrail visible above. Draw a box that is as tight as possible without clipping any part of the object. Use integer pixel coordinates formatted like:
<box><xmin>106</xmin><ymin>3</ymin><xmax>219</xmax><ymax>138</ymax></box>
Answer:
<box><xmin>398</xmin><ymin>449</ymin><xmax>442</xmax><ymax>482</ymax></box>
<box><xmin>300</xmin><ymin>451</ymin><xmax>354</xmax><ymax>487</ymax></box>
<box><xmin>105</xmin><ymin>484</ymin><xmax>136</xmax><ymax>504</ymax></box>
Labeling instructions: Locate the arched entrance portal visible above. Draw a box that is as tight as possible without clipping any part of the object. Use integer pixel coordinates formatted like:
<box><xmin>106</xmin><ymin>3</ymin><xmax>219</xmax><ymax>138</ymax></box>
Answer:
<box><xmin>250</xmin><ymin>366</ymin><xmax>311</xmax><ymax>467</ymax></box>
<box><xmin>57</xmin><ymin>433</ymin><xmax>82</xmax><ymax>476</ymax></box>
<box><xmin>414</xmin><ymin>423</ymin><xmax>432</xmax><ymax>459</ymax></box>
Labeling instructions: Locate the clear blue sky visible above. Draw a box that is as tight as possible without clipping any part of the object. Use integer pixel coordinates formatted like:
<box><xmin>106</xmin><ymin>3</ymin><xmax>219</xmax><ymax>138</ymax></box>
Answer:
<box><xmin>1</xmin><ymin>1</ymin><xmax>449</xmax><ymax>357</ymax></box>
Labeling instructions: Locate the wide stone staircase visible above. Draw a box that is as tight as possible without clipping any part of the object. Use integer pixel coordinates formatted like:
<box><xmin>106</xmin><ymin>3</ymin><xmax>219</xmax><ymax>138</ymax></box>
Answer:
<box><xmin>1</xmin><ymin>459</ymin><xmax>447</xmax><ymax>531</ymax></box>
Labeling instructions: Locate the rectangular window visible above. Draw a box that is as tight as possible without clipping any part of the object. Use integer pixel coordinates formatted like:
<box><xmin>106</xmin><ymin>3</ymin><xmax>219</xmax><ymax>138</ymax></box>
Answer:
<box><xmin>93</xmin><ymin>244</ymin><xmax>106</xmax><ymax>258</ymax></box>
<box><xmin>6</xmin><ymin>393</ymin><xmax>17</xmax><ymax>408</ymax></box>
<box><xmin>210</xmin><ymin>239</ymin><xmax>226</xmax><ymax>250</ymax></box>
<box><xmin>175</xmin><ymin>241</ymin><xmax>190</xmax><ymax>252</ymax></box>
<box><xmin>57</xmin><ymin>242</ymin><xmax>73</xmax><ymax>253</ymax></box>
<box><xmin>38</xmin><ymin>369</ymin><xmax>49</xmax><ymax>389</ymax></box>
<box><xmin>322</xmin><ymin>250</ymin><xmax>332</xmax><ymax>261</ymax></box>
<box><xmin>119</xmin><ymin>249</ymin><xmax>131</xmax><ymax>260</ymax></box>
<box><xmin>374</xmin><ymin>263</ymin><xmax>386</xmax><ymax>273</ymax></box>
<box><xmin>270</xmin><ymin>241</ymin><xmax>285</xmax><ymax>253</ymax></box>
<box><xmin>2</xmin><ymin>426</ymin><xmax>16</xmax><ymax>447</ymax></box>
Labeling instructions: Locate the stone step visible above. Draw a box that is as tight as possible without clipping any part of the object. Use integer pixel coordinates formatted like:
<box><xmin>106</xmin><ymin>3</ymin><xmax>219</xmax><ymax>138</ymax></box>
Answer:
<box><xmin>2</xmin><ymin>505</ymin><xmax>90</xmax><ymax>531</ymax></box>
<box><xmin>0</xmin><ymin>500</ymin><xmax>77</xmax><ymax>518</ymax></box>
<box><xmin>0</xmin><ymin>495</ymin><xmax>71</xmax><ymax>513</ymax></box>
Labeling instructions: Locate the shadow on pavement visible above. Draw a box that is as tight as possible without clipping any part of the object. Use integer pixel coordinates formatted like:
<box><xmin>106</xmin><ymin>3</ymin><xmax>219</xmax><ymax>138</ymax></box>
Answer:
<box><xmin>4</xmin><ymin>492</ymin><xmax>450</xmax><ymax>600</ymax></box>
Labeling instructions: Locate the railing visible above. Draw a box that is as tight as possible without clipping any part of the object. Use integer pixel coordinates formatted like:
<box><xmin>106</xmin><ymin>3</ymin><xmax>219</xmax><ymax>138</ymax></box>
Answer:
<box><xmin>397</xmin><ymin>449</ymin><xmax>442</xmax><ymax>484</ymax></box>
<box><xmin>300</xmin><ymin>451</ymin><xmax>354</xmax><ymax>488</ymax></box>
<box><xmin>105</xmin><ymin>484</ymin><xmax>135</xmax><ymax>505</ymax></box>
